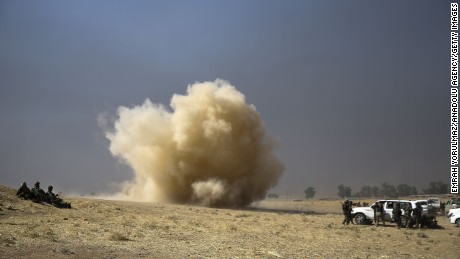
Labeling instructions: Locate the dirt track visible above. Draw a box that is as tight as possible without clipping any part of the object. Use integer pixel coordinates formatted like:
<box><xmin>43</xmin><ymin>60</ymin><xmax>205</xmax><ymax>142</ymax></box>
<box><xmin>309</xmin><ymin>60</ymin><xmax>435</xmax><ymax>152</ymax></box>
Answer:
<box><xmin>1</xmin><ymin>185</ymin><xmax>459</xmax><ymax>258</ymax></box>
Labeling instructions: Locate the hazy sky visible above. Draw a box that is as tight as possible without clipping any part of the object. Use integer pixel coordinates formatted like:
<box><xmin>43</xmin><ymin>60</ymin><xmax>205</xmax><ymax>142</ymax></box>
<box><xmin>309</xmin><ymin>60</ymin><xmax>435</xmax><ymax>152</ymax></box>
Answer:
<box><xmin>0</xmin><ymin>1</ymin><xmax>450</xmax><ymax>197</ymax></box>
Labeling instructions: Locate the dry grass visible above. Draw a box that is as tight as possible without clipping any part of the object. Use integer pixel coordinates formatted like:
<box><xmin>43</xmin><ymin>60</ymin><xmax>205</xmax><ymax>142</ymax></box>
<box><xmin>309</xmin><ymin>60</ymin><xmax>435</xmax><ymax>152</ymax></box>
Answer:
<box><xmin>0</xmin><ymin>185</ymin><xmax>459</xmax><ymax>258</ymax></box>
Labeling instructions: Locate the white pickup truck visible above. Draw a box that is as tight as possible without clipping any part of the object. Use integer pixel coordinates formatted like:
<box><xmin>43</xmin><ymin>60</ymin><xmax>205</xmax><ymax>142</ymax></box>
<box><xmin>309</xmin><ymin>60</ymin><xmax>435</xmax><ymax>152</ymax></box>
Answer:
<box><xmin>427</xmin><ymin>197</ymin><xmax>440</xmax><ymax>210</ymax></box>
<box><xmin>447</xmin><ymin>208</ymin><xmax>460</xmax><ymax>227</ymax></box>
<box><xmin>351</xmin><ymin>200</ymin><xmax>430</xmax><ymax>227</ymax></box>
<box><xmin>445</xmin><ymin>198</ymin><xmax>460</xmax><ymax>213</ymax></box>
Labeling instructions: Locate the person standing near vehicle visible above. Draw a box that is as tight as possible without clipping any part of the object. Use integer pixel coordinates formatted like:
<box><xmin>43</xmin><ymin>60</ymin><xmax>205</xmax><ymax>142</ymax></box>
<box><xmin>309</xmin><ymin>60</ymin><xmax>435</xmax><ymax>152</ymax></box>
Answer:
<box><xmin>413</xmin><ymin>202</ymin><xmax>423</xmax><ymax>228</ymax></box>
<box><xmin>342</xmin><ymin>199</ymin><xmax>351</xmax><ymax>225</ymax></box>
<box><xmin>371</xmin><ymin>202</ymin><xmax>378</xmax><ymax>223</ymax></box>
<box><xmin>440</xmin><ymin>201</ymin><xmax>446</xmax><ymax>216</ymax></box>
<box><xmin>404</xmin><ymin>203</ymin><xmax>413</xmax><ymax>228</ymax></box>
<box><xmin>347</xmin><ymin>200</ymin><xmax>354</xmax><ymax>225</ymax></box>
<box><xmin>392</xmin><ymin>202</ymin><xmax>402</xmax><ymax>229</ymax></box>
<box><xmin>373</xmin><ymin>202</ymin><xmax>385</xmax><ymax>227</ymax></box>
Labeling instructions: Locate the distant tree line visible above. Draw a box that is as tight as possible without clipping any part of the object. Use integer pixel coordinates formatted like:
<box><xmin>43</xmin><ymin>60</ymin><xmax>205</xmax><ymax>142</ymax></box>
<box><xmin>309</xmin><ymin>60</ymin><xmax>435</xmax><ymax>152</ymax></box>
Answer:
<box><xmin>336</xmin><ymin>181</ymin><xmax>448</xmax><ymax>198</ymax></box>
<box><xmin>279</xmin><ymin>181</ymin><xmax>448</xmax><ymax>200</ymax></box>
<box><xmin>304</xmin><ymin>187</ymin><xmax>316</xmax><ymax>199</ymax></box>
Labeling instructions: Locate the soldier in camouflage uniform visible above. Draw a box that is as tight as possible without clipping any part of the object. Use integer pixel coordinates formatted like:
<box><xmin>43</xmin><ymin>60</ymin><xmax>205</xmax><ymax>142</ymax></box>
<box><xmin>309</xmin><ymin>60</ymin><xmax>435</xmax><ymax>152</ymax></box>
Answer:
<box><xmin>373</xmin><ymin>202</ymin><xmax>385</xmax><ymax>227</ymax></box>
<box><xmin>346</xmin><ymin>200</ymin><xmax>354</xmax><ymax>224</ymax></box>
<box><xmin>440</xmin><ymin>202</ymin><xmax>446</xmax><ymax>216</ymax></box>
<box><xmin>342</xmin><ymin>199</ymin><xmax>352</xmax><ymax>225</ymax></box>
<box><xmin>413</xmin><ymin>202</ymin><xmax>423</xmax><ymax>228</ymax></box>
<box><xmin>46</xmin><ymin>186</ymin><xmax>71</xmax><ymax>209</ymax></box>
<box><xmin>30</xmin><ymin>182</ymin><xmax>46</xmax><ymax>203</ymax></box>
<box><xmin>404</xmin><ymin>203</ymin><xmax>413</xmax><ymax>228</ymax></box>
<box><xmin>46</xmin><ymin>186</ymin><xmax>59</xmax><ymax>204</ymax></box>
<box><xmin>392</xmin><ymin>202</ymin><xmax>402</xmax><ymax>229</ymax></box>
<box><xmin>16</xmin><ymin>182</ymin><xmax>31</xmax><ymax>200</ymax></box>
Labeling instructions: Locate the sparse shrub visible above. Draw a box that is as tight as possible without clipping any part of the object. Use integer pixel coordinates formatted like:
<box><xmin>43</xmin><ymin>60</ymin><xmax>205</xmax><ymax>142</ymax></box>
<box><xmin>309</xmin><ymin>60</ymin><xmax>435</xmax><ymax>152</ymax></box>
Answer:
<box><xmin>0</xmin><ymin>234</ymin><xmax>16</xmax><ymax>245</ymax></box>
<box><xmin>109</xmin><ymin>232</ymin><xmax>130</xmax><ymax>241</ymax></box>
<box><xmin>167</xmin><ymin>215</ymin><xmax>180</xmax><ymax>223</ymax></box>
<box><xmin>235</xmin><ymin>213</ymin><xmax>250</xmax><ymax>218</ymax></box>
<box><xmin>122</xmin><ymin>220</ymin><xmax>135</xmax><ymax>227</ymax></box>
<box><xmin>60</xmin><ymin>248</ymin><xmax>75</xmax><ymax>255</ymax></box>
<box><xmin>45</xmin><ymin>229</ymin><xmax>58</xmax><ymax>242</ymax></box>
<box><xmin>280</xmin><ymin>223</ymin><xmax>289</xmax><ymax>229</ymax></box>
<box><xmin>229</xmin><ymin>225</ymin><xmax>237</xmax><ymax>231</ymax></box>
<box><xmin>417</xmin><ymin>232</ymin><xmax>428</xmax><ymax>238</ymax></box>
<box><xmin>134</xmin><ymin>232</ymin><xmax>145</xmax><ymax>238</ymax></box>
<box><xmin>301</xmin><ymin>215</ymin><xmax>308</xmax><ymax>222</ymax></box>
<box><xmin>144</xmin><ymin>222</ymin><xmax>158</xmax><ymax>230</ymax></box>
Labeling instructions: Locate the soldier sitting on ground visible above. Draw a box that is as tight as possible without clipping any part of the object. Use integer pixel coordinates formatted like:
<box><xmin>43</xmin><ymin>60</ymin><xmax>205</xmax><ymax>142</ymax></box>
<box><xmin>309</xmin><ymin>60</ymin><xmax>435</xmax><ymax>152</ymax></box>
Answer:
<box><xmin>30</xmin><ymin>182</ymin><xmax>46</xmax><ymax>203</ymax></box>
<box><xmin>16</xmin><ymin>182</ymin><xmax>31</xmax><ymax>200</ymax></box>
<box><xmin>46</xmin><ymin>186</ymin><xmax>71</xmax><ymax>209</ymax></box>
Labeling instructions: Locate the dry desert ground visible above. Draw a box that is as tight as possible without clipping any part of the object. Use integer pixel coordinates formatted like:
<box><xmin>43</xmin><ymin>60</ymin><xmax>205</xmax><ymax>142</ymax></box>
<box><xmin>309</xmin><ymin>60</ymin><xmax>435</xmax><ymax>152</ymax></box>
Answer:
<box><xmin>0</xmin><ymin>185</ymin><xmax>459</xmax><ymax>258</ymax></box>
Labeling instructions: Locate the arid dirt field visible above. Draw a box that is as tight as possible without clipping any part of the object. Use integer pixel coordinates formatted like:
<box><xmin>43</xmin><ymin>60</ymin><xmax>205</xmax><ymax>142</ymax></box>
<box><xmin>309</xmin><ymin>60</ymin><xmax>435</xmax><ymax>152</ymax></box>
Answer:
<box><xmin>1</xmin><ymin>185</ymin><xmax>459</xmax><ymax>258</ymax></box>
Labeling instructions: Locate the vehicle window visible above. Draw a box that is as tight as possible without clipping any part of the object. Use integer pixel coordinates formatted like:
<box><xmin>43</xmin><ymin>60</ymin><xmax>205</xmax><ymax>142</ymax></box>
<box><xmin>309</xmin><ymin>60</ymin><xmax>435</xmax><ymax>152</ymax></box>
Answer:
<box><xmin>386</xmin><ymin>202</ymin><xmax>393</xmax><ymax>209</ymax></box>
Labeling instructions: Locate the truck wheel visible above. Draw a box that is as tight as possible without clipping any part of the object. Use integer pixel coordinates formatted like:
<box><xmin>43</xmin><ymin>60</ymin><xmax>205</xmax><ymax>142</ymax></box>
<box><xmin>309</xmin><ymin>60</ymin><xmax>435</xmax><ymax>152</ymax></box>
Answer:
<box><xmin>456</xmin><ymin>219</ymin><xmax>460</xmax><ymax>228</ymax></box>
<box><xmin>354</xmin><ymin>213</ymin><xmax>367</xmax><ymax>225</ymax></box>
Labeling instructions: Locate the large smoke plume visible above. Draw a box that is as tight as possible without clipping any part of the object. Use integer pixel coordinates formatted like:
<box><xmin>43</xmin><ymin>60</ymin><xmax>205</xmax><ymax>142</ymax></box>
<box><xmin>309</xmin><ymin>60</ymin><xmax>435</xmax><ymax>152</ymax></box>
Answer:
<box><xmin>105</xmin><ymin>79</ymin><xmax>284</xmax><ymax>207</ymax></box>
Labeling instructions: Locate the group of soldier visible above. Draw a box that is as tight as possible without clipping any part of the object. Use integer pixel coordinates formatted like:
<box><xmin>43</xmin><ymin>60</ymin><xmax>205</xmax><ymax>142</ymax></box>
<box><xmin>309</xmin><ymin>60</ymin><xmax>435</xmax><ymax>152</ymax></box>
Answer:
<box><xmin>388</xmin><ymin>202</ymin><xmax>424</xmax><ymax>228</ymax></box>
<box><xmin>16</xmin><ymin>181</ymin><xmax>71</xmax><ymax>209</ymax></box>
<box><xmin>342</xmin><ymin>200</ymin><xmax>426</xmax><ymax>228</ymax></box>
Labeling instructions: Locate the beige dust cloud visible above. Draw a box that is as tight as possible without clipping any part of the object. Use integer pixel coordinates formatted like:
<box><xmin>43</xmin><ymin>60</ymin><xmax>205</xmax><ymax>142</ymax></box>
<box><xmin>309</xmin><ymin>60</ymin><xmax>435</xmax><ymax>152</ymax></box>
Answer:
<box><xmin>105</xmin><ymin>79</ymin><xmax>284</xmax><ymax>207</ymax></box>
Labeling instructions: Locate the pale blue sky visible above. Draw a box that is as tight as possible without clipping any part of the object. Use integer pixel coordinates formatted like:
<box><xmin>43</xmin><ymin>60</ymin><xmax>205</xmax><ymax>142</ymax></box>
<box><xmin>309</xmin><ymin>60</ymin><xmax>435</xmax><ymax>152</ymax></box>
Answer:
<box><xmin>0</xmin><ymin>0</ymin><xmax>450</xmax><ymax>196</ymax></box>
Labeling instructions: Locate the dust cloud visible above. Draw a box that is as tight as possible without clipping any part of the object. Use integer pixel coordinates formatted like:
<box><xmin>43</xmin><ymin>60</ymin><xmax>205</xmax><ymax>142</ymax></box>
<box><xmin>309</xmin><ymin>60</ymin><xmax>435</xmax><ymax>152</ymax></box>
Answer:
<box><xmin>105</xmin><ymin>79</ymin><xmax>284</xmax><ymax>207</ymax></box>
